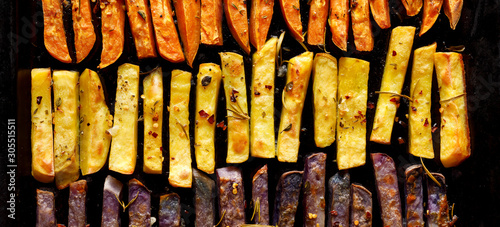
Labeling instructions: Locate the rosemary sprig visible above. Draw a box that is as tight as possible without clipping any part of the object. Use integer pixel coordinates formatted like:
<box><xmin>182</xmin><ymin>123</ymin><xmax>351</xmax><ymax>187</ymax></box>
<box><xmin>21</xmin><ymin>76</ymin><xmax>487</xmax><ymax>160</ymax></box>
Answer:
<box><xmin>420</xmin><ymin>157</ymin><xmax>441</xmax><ymax>187</ymax></box>
<box><xmin>250</xmin><ymin>198</ymin><xmax>261</xmax><ymax>222</ymax></box>
<box><xmin>276</xmin><ymin>31</ymin><xmax>286</xmax><ymax>68</ymax></box>
<box><xmin>439</xmin><ymin>93</ymin><xmax>466</xmax><ymax>104</ymax></box>
<box><xmin>227</xmin><ymin>101</ymin><xmax>250</xmax><ymax>120</ymax></box>
<box><xmin>213</xmin><ymin>210</ymin><xmax>226</xmax><ymax>227</ymax></box>
<box><xmin>175</xmin><ymin>117</ymin><xmax>189</xmax><ymax>140</ymax></box>
<box><xmin>114</xmin><ymin>191</ymin><xmax>139</xmax><ymax>212</ymax></box>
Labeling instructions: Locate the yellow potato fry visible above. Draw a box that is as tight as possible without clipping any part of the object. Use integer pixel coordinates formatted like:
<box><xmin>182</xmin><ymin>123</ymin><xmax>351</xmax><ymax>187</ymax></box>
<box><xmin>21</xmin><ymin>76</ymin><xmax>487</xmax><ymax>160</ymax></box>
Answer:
<box><xmin>143</xmin><ymin>68</ymin><xmax>164</xmax><ymax>174</ymax></box>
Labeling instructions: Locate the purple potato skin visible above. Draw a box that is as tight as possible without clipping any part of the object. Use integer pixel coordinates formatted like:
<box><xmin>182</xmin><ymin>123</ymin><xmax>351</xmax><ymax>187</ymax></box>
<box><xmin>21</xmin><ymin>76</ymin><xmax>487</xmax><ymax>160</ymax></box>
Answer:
<box><xmin>252</xmin><ymin>165</ymin><xmax>270</xmax><ymax>225</ymax></box>
<box><xmin>101</xmin><ymin>175</ymin><xmax>123</xmax><ymax>227</ymax></box>
<box><xmin>273</xmin><ymin>170</ymin><xmax>303</xmax><ymax>227</ymax></box>
<box><xmin>193</xmin><ymin>169</ymin><xmax>216</xmax><ymax>227</ymax></box>
<box><xmin>427</xmin><ymin>173</ymin><xmax>449</xmax><ymax>227</ymax></box>
<box><xmin>68</xmin><ymin>180</ymin><xmax>87</xmax><ymax>227</ymax></box>
<box><xmin>405</xmin><ymin>165</ymin><xmax>424</xmax><ymax>227</ymax></box>
<box><xmin>216</xmin><ymin>166</ymin><xmax>245</xmax><ymax>227</ymax></box>
<box><xmin>303</xmin><ymin>153</ymin><xmax>327</xmax><ymax>227</ymax></box>
<box><xmin>371</xmin><ymin>153</ymin><xmax>403</xmax><ymax>227</ymax></box>
<box><xmin>36</xmin><ymin>189</ymin><xmax>57</xmax><ymax>227</ymax></box>
<box><xmin>159</xmin><ymin>193</ymin><xmax>181</xmax><ymax>227</ymax></box>
<box><xmin>128</xmin><ymin>179</ymin><xmax>151</xmax><ymax>227</ymax></box>
<box><xmin>328</xmin><ymin>171</ymin><xmax>350</xmax><ymax>227</ymax></box>
<box><xmin>350</xmin><ymin>184</ymin><xmax>372</xmax><ymax>227</ymax></box>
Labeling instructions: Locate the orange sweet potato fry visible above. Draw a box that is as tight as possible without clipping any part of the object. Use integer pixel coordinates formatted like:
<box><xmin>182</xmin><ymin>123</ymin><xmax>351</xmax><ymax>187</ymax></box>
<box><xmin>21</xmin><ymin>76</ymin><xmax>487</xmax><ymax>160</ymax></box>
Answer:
<box><xmin>42</xmin><ymin>0</ymin><xmax>72</xmax><ymax>63</ymax></box>
<box><xmin>174</xmin><ymin>0</ymin><xmax>201</xmax><ymax>67</ymax></box>
<box><xmin>98</xmin><ymin>0</ymin><xmax>125</xmax><ymax>69</ymax></box>
<box><xmin>279</xmin><ymin>0</ymin><xmax>304</xmax><ymax>42</ymax></box>
<box><xmin>369</xmin><ymin>0</ymin><xmax>391</xmax><ymax>29</ymax></box>
<box><xmin>224</xmin><ymin>0</ymin><xmax>251</xmax><ymax>54</ymax></box>
<box><xmin>125</xmin><ymin>0</ymin><xmax>157</xmax><ymax>59</ymax></box>
<box><xmin>402</xmin><ymin>0</ymin><xmax>423</xmax><ymax>16</ymax></box>
<box><xmin>419</xmin><ymin>0</ymin><xmax>443</xmax><ymax>36</ymax></box>
<box><xmin>250</xmin><ymin>0</ymin><xmax>274</xmax><ymax>50</ymax></box>
<box><xmin>150</xmin><ymin>0</ymin><xmax>185</xmax><ymax>62</ymax></box>
<box><xmin>201</xmin><ymin>0</ymin><xmax>224</xmax><ymax>45</ymax></box>
<box><xmin>329</xmin><ymin>0</ymin><xmax>349</xmax><ymax>51</ymax></box>
<box><xmin>351</xmin><ymin>0</ymin><xmax>374</xmax><ymax>51</ymax></box>
<box><xmin>444</xmin><ymin>0</ymin><xmax>463</xmax><ymax>29</ymax></box>
<box><xmin>72</xmin><ymin>0</ymin><xmax>96</xmax><ymax>63</ymax></box>
<box><xmin>307</xmin><ymin>0</ymin><xmax>329</xmax><ymax>45</ymax></box>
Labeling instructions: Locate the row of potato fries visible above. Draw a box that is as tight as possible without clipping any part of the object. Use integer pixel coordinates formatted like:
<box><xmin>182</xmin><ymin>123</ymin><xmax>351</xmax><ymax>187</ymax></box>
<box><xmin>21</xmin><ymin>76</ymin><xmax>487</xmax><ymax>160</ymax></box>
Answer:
<box><xmin>42</xmin><ymin>0</ymin><xmax>462</xmax><ymax>65</ymax></box>
<box><xmin>31</xmin><ymin>26</ymin><xmax>469</xmax><ymax>190</ymax></box>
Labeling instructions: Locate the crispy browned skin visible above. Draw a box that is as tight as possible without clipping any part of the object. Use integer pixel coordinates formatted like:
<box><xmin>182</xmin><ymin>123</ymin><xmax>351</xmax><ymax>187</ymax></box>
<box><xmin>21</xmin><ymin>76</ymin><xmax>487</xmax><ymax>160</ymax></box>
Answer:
<box><xmin>201</xmin><ymin>0</ymin><xmax>224</xmax><ymax>45</ymax></box>
<box><xmin>224</xmin><ymin>0</ymin><xmax>251</xmax><ymax>54</ymax></box>
<box><xmin>351</xmin><ymin>0</ymin><xmax>374</xmax><ymax>51</ymax></box>
<box><xmin>307</xmin><ymin>0</ymin><xmax>329</xmax><ymax>45</ymax></box>
<box><xmin>216</xmin><ymin>167</ymin><xmax>246</xmax><ymax>227</ymax></box>
<box><xmin>328</xmin><ymin>0</ymin><xmax>349</xmax><ymax>51</ymax></box>
<box><xmin>250</xmin><ymin>0</ymin><xmax>274</xmax><ymax>50</ymax></box>
<box><xmin>174</xmin><ymin>0</ymin><xmax>201</xmax><ymax>67</ymax></box>
<box><xmin>150</xmin><ymin>0</ymin><xmax>186</xmax><ymax>62</ymax></box>
<box><xmin>99</xmin><ymin>0</ymin><xmax>125</xmax><ymax>68</ymax></box>
<box><xmin>72</xmin><ymin>0</ymin><xmax>96</xmax><ymax>63</ymax></box>
<box><xmin>369</xmin><ymin>0</ymin><xmax>391</xmax><ymax>29</ymax></box>
<box><xmin>402</xmin><ymin>0</ymin><xmax>423</xmax><ymax>16</ymax></box>
<box><xmin>42</xmin><ymin>0</ymin><xmax>71</xmax><ymax>63</ymax></box>
<box><xmin>419</xmin><ymin>0</ymin><xmax>443</xmax><ymax>36</ymax></box>
<box><xmin>68</xmin><ymin>180</ymin><xmax>87</xmax><ymax>227</ymax></box>
<box><xmin>279</xmin><ymin>0</ymin><xmax>304</xmax><ymax>42</ymax></box>
<box><xmin>444</xmin><ymin>0</ymin><xmax>463</xmax><ymax>29</ymax></box>
<box><xmin>252</xmin><ymin>165</ymin><xmax>270</xmax><ymax>224</ymax></box>
<box><xmin>125</xmin><ymin>0</ymin><xmax>157</xmax><ymax>59</ymax></box>
<box><xmin>37</xmin><ymin>189</ymin><xmax>57</xmax><ymax>227</ymax></box>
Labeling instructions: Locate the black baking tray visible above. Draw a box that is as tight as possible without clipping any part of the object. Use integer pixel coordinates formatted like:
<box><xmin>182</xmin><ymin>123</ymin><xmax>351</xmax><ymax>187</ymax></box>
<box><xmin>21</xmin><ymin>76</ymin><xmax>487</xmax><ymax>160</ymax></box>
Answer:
<box><xmin>1</xmin><ymin>0</ymin><xmax>500</xmax><ymax>226</ymax></box>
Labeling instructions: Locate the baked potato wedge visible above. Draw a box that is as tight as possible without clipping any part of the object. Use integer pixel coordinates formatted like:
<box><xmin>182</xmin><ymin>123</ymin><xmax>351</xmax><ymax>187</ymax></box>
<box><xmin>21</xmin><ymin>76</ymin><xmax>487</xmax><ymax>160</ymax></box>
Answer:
<box><xmin>174</xmin><ymin>0</ymin><xmax>201</xmax><ymax>67</ymax></box>
<box><xmin>143</xmin><ymin>68</ymin><xmax>164</xmax><ymax>174</ymax></box>
<box><xmin>79</xmin><ymin>69</ymin><xmax>112</xmax><ymax>176</ymax></box>
<box><xmin>402</xmin><ymin>0</ymin><xmax>423</xmax><ymax>16</ymax></box>
<box><xmin>150</xmin><ymin>0</ymin><xmax>186</xmax><ymax>63</ymax></box>
<box><xmin>444</xmin><ymin>0</ymin><xmax>463</xmax><ymax>29</ymax></box>
<box><xmin>337</xmin><ymin>57</ymin><xmax>369</xmax><ymax>170</ymax></box>
<box><xmin>434</xmin><ymin>52</ymin><xmax>470</xmax><ymax>167</ymax></box>
<box><xmin>201</xmin><ymin>0</ymin><xmax>224</xmax><ymax>45</ymax></box>
<box><xmin>125</xmin><ymin>0</ymin><xmax>157</xmax><ymax>59</ymax></box>
<box><xmin>419</xmin><ymin>0</ymin><xmax>443</xmax><ymax>36</ymax></box>
<box><xmin>307</xmin><ymin>0</ymin><xmax>329</xmax><ymax>45</ymax></box>
<box><xmin>42</xmin><ymin>0</ymin><xmax>71</xmax><ymax>63</ymax></box>
<box><xmin>169</xmin><ymin>70</ymin><xmax>193</xmax><ymax>187</ymax></box>
<box><xmin>279</xmin><ymin>0</ymin><xmax>304</xmax><ymax>42</ymax></box>
<box><xmin>98</xmin><ymin>0</ymin><xmax>125</xmax><ymax>68</ymax></box>
<box><xmin>72</xmin><ymin>0</ymin><xmax>96</xmax><ymax>63</ymax></box>
<box><xmin>250</xmin><ymin>0</ymin><xmax>274</xmax><ymax>50</ymax></box>
<box><xmin>277</xmin><ymin>51</ymin><xmax>314</xmax><ymax>163</ymax></box>
<box><xmin>31</xmin><ymin>68</ymin><xmax>54</xmax><ymax>183</ymax></box>
<box><xmin>220</xmin><ymin>52</ymin><xmax>250</xmax><ymax>163</ymax></box>
<box><xmin>369</xmin><ymin>0</ymin><xmax>391</xmax><ymax>29</ymax></box>
<box><xmin>108</xmin><ymin>64</ymin><xmax>140</xmax><ymax>175</ymax></box>
<box><xmin>224</xmin><ymin>0</ymin><xmax>251</xmax><ymax>54</ymax></box>
<box><xmin>351</xmin><ymin>0</ymin><xmax>374</xmax><ymax>51</ymax></box>
<box><xmin>328</xmin><ymin>0</ymin><xmax>349</xmax><ymax>51</ymax></box>
<box><xmin>53</xmin><ymin>70</ymin><xmax>80</xmax><ymax>189</ymax></box>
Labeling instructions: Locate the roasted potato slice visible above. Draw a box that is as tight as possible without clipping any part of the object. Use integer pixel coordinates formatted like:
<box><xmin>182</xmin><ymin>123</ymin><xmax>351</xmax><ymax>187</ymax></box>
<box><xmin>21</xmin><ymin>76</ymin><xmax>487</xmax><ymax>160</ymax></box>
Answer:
<box><xmin>251</xmin><ymin>38</ymin><xmax>277</xmax><ymax>158</ymax></box>
<box><xmin>369</xmin><ymin>0</ymin><xmax>391</xmax><ymax>29</ymax></box>
<box><xmin>53</xmin><ymin>70</ymin><xmax>80</xmax><ymax>189</ymax></box>
<box><xmin>371</xmin><ymin>26</ymin><xmax>416</xmax><ymax>144</ymax></box>
<box><xmin>337</xmin><ymin>57</ymin><xmax>370</xmax><ymax>170</ymax></box>
<box><xmin>174</xmin><ymin>0</ymin><xmax>201</xmax><ymax>67</ymax></box>
<box><xmin>98</xmin><ymin>0</ymin><xmax>125</xmax><ymax>68</ymax></box>
<box><xmin>419</xmin><ymin>0</ymin><xmax>443</xmax><ymax>36</ymax></box>
<box><xmin>108</xmin><ymin>64</ymin><xmax>140</xmax><ymax>175</ymax></box>
<box><xmin>329</xmin><ymin>0</ymin><xmax>349</xmax><ymax>51</ymax></box>
<box><xmin>444</xmin><ymin>0</ymin><xmax>463</xmax><ymax>29</ymax></box>
<box><xmin>31</xmin><ymin>68</ymin><xmax>54</xmax><ymax>183</ymax></box>
<box><xmin>143</xmin><ymin>68</ymin><xmax>164</xmax><ymax>174</ymax></box>
<box><xmin>79</xmin><ymin>69</ymin><xmax>112</xmax><ymax>176</ymax></box>
<box><xmin>224</xmin><ymin>0</ymin><xmax>251</xmax><ymax>54</ymax></box>
<box><xmin>151</xmin><ymin>0</ymin><xmax>186</xmax><ymax>63</ymax></box>
<box><xmin>72</xmin><ymin>0</ymin><xmax>96</xmax><ymax>63</ymax></box>
<box><xmin>201</xmin><ymin>0</ymin><xmax>224</xmax><ymax>45</ymax></box>
<box><xmin>277</xmin><ymin>51</ymin><xmax>314</xmax><ymax>163</ymax></box>
<box><xmin>434</xmin><ymin>52</ymin><xmax>470</xmax><ymax>167</ymax></box>
<box><xmin>125</xmin><ymin>0</ymin><xmax>157</xmax><ymax>59</ymax></box>
<box><xmin>195</xmin><ymin>63</ymin><xmax>222</xmax><ymax>174</ymax></box>
<box><xmin>351</xmin><ymin>0</ymin><xmax>374</xmax><ymax>51</ymax></box>
<box><xmin>402</xmin><ymin>0</ymin><xmax>423</xmax><ymax>16</ymax></box>
<box><xmin>250</xmin><ymin>0</ymin><xmax>274</xmax><ymax>50</ymax></box>
<box><xmin>220</xmin><ymin>52</ymin><xmax>250</xmax><ymax>163</ymax></box>
<box><xmin>279</xmin><ymin>0</ymin><xmax>304</xmax><ymax>42</ymax></box>
<box><xmin>307</xmin><ymin>0</ymin><xmax>329</xmax><ymax>45</ymax></box>
<box><xmin>42</xmin><ymin>0</ymin><xmax>71</xmax><ymax>63</ymax></box>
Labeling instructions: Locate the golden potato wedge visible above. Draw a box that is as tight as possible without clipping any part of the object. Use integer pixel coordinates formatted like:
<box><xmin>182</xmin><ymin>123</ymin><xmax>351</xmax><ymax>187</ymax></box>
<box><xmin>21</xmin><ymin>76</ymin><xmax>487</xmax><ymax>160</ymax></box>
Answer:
<box><xmin>444</xmin><ymin>0</ymin><xmax>463</xmax><ymax>29</ymax></box>
<box><xmin>329</xmin><ymin>0</ymin><xmax>350</xmax><ymax>51</ymax></box>
<box><xmin>251</xmin><ymin>38</ymin><xmax>277</xmax><ymax>158</ymax></box>
<box><xmin>201</xmin><ymin>0</ymin><xmax>224</xmax><ymax>45</ymax></box>
<box><xmin>402</xmin><ymin>0</ymin><xmax>423</xmax><ymax>16</ymax></box>
<box><xmin>220</xmin><ymin>52</ymin><xmax>250</xmax><ymax>163</ymax></box>
<box><xmin>371</xmin><ymin>26</ymin><xmax>416</xmax><ymax>144</ymax></box>
<box><xmin>53</xmin><ymin>70</ymin><xmax>80</xmax><ymax>189</ymax></box>
<box><xmin>31</xmin><ymin>68</ymin><xmax>54</xmax><ymax>183</ymax></box>
<box><xmin>312</xmin><ymin>53</ymin><xmax>338</xmax><ymax>148</ymax></box>
<box><xmin>174</xmin><ymin>0</ymin><xmax>201</xmax><ymax>67</ymax></box>
<box><xmin>408</xmin><ymin>43</ymin><xmax>436</xmax><ymax>159</ymax></box>
<box><xmin>351</xmin><ymin>0</ymin><xmax>374</xmax><ymax>51</ymax></box>
<box><xmin>108</xmin><ymin>64</ymin><xmax>140</xmax><ymax>175</ymax></box>
<box><xmin>224</xmin><ymin>0</ymin><xmax>251</xmax><ymax>54</ymax></box>
<box><xmin>337</xmin><ymin>57</ymin><xmax>370</xmax><ymax>170</ymax></box>
<box><xmin>143</xmin><ymin>68</ymin><xmax>164</xmax><ymax>174</ymax></box>
<box><xmin>79</xmin><ymin>69</ymin><xmax>112</xmax><ymax>176</ymax></box>
<box><xmin>277</xmin><ymin>51</ymin><xmax>314</xmax><ymax>162</ymax></box>
<box><xmin>279</xmin><ymin>0</ymin><xmax>304</xmax><ymax>42</ymax></box>
<box><xmin>369</xmin><ymin>0</ymin><xmax>391</xmax><ymax>29</ymax></box>
<box><xmin>307</xmin><ymin>0</ymin><xmax>329</xmax><ymax>45</ymax></box>
<box><xmin>434</xmin><ymin>52</ymin><xmax>470</xmax><ymax>168</ymax></box>
<box><xmin>419</xmin><ymin>0</ymin><xmax>443</xmax><ymax>36</ymax></box>
<box><xmin>125</xmin><ymin>0</ymin><xmax>157</xmax><ymax>59</ymax></box>
<box><xmin>169</xmin><ymin>70</ymin><xmax>193</xmax><ymax>187</ymax></box>
<box><xmin>249</xmin><ymin>0</ymin><xmax>274</xmax><ymax>50</ymax></box>
<box><xmin>195</xmin><ymin>63</ymin><xmax>222</xmax><ymax>174</ymax></box>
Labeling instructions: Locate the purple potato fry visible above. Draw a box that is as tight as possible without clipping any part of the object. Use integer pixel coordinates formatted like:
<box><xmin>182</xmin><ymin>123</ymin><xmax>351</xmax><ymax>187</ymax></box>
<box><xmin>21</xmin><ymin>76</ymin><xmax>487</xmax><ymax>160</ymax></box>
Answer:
<box><xmin>427</xmin><ymin>173</ymin><xmax>451</xmax><ymax>227</ymax></box>
<box><xmin>193</xmin><ymin>169</ymin><xmax>216</xmax><ymax>227</ymax></box>
<box><xmin>101</xmin><ymin>175</ymin><xmax>123</xmax><ymax>227</ymax></box>
<box><xmin>405</xmin><ymin>165</ymin><xmax>424</xmax><ymax>227</ymax></box>
<box><xmin>303</xmin><ymin>153</ymin><xmax>327</xmax><ymax>227</ymax></box>
<box><xmin>159</xmin><ymin>193</ymin><xmax>181</xmax><ymax>227</ymax></box>
<box><xmin>252</xmin><ymin>165</ymin><xmax>270</xmax><ymax>224</ymax></box>
<box><xmin>350</xmin><ymin>184</ymin><xmax>372</xmax><ymax>227</ymax></box>
<box><xmin>328</xmin><ymin>171</ymin><xmax>350</xmax><ymax>227</ymax></box>
<box><xmin>68</xmin><ymin>180</ymin><xmax>87</xmax><ymax>227</ymax></box>
<box><xmin>36</xmin><ymin>189</ymin><xmax>57</xmax><ymax>227</ymax></box>
<box><xmin>128</xmin><ymin>179</ymin><xmax>151</xmax><ymax>227</ymax></box>
<box><xmin>216</xmin><ymin>166</ymin><xmax>246</xmax><ymax>227</ymax></box>
<box><xmin>273</xmin><ymin>170</ymin><xmax>303</xmax><ymax>227</ymax></box>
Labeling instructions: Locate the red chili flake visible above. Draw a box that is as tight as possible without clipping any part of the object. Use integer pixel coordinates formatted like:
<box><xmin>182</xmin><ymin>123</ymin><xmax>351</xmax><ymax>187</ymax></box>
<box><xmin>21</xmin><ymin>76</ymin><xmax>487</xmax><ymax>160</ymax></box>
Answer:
<box><xmin>184</xmin><ymin>210</ymin><xmax>189</xmax><ymax>214</ymax></box>
<box><xmin>232</xmin><ymin>88</ymin><xmax>239</xmax><ymax>94</ymax></box>
<box><xmin>98</xmin><ymin>85</ymin><xmax>101</xmax><ymax>90</ymax></box>
<box><xmin>361</xmin><ymin>118</ymin><xmax>367</xmax><ymax>124</ymax></box>
<box><xmin>432</xmin><ymin>126</ymin><xmax>438</xmax><ymax>133</ymax></box>
<box><xmin>171</xmin><ymin>157</ymin><xmax>175</xmax><ymax>160</ymax></box>
<box><xmin>368</xmin><ymin>102</ymin><xmax>375</xmax><ymax>109</ymax></box>
<box><xmin>230</xmin><ymin>94</ymin><xmax>237</xmax><ymax>102</ymax></box>
<box><xmin>390</xmin><ymin>98</ymin><xmax>399</xmax><ymax>103</ymax></box>
<box><xmin>36</xmin><ymin>96</ymin><xmax>42</xmax><ymax>104</ymax></box>
<box><xmin>358</xmin><ymin>110</ymin><xmax>363</xmax><ymax>115</ymax></box>
<box><xmin>244</xmin><ymin>200</ymin><xmax>247</xmax><ymax>209</ymax></box>
<box><xmin>365</xmin><ymin>211</ymin><xmax>372</xmax><ymax>219</ymax></box>
<box><xmin>254</xmin><ymin>90</ymin><xmax>261</xmax><ymax>96</ymax></box>
<box><xmin>152</xmin><ymin>113</ymin><xmax>159</xmax><ymax>121</ymax></box>
<box><xmin>148</xmin><ymin>131</ymin><xmax>153</xmax><ymax>135</ymax></box>
<box><xmin>330</xmin><ymin>210</ymin><xmax>338</xmax><ymax>216</ymax></box>
<box><xmin>207</xmin><ymin>115</ymin><xmax>215</xmax><ymax>124</ymax></box>
<box><xmin>160</xmin><ymin>147</ymin><xmax>163</xmax><ymax>151</ymax></box>
<box><xmin>392</xmin><ymin>50</ymin><xmax>397</xmax><ymax>56</ymax></box>
<box><xmin>265</xmin><ymin>85</ymin><xmax>273</xmax><ymax>90</ymax></box>
<box><xmin>424</xmin><ymin>118</ymin><xmax>429</xmax><ymax>127</ymax></box>
<box><xmin>152</xmin><ymin>132</ymin><xmax>158</xmax><ymax>138</ymax></box>
<box><xmin>217</xmin><ymin>121</ymin><xmax>227</xmax><ymax>130</ymax></box>
<box><xmin>199</xmin><ymin>109</ymin><xmax>210</xmax><ymax>118</ymax></box>
<box><xmin>333</xmin><ymin>222</ymin><xmax>340</xmax><ymax>227</ymax></box>
<box><xmin>345</xmin><ymin>95</ymin><xmax>350</xmax><ymax>100</ymax></box>
<box><xmin>398</xmin><ymin>137</ymin><xmax>405</xmax><ymax>144</ymax></box>
<box><xmin>411</xmin><ymin>106</ymin><xmax>417</xmax><ymax>112</ymax></box>
<box><xmin>419</xmin><ymin>90</ymin><xmax>423</xmax><ymax>95</ymax></box>
<box><xmin>398</xmin><ymin>121</ymin><xmax>407</xmax><ymax>128</ymax></box>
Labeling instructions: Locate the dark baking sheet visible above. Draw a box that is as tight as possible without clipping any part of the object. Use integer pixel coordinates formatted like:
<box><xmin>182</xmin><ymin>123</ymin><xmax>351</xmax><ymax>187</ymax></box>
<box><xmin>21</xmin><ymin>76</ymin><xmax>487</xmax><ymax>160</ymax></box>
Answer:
<box><xmin>1</xmin><ymin>0</ymin><xmax>500</xmax><ymax>226</ymax></box>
